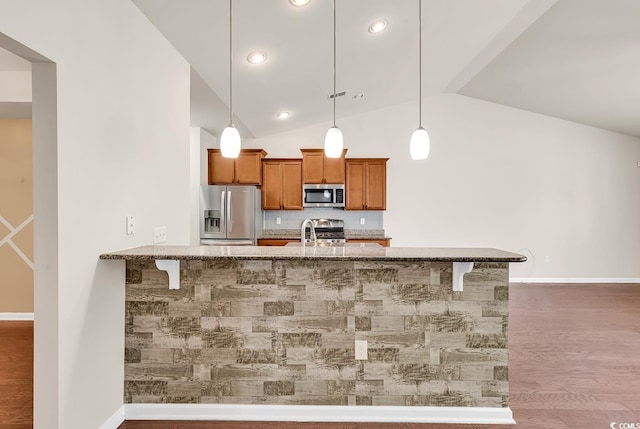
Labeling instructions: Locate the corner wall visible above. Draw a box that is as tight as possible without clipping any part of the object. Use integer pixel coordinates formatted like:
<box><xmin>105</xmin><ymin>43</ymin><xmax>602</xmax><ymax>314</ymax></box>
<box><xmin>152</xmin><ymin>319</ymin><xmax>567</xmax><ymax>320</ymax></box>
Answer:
<box><xmin>1</xmin><ymin>0</ymin><xmax>191</xmax><ymax>427</ymax></box>
<box><xmin>246</xmin><ymin>94</ymin><xmax>640</xmax><ymax>280</ymax></box>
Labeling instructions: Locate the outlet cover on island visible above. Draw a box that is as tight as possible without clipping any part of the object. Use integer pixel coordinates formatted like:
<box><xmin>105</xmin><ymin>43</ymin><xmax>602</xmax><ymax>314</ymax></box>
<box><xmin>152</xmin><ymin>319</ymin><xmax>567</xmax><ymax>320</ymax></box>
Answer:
<box><xmin>355</xmin><ymin>340</ymin><xmax>368</xmax><ymax>360</ymax></box>
<box><xmin>360</xmin><ymin>218</ymin><xmax>365</xmax><ymax>225</ymax></box>
<box><xmin>153</xmin><ymin>226</ymin><xmax>167</xmax><ymax>244</ymax></box>
<box><xmin>276</xmin><ymin>217</ymin><xmax>281</xmax><ymax>225</ymax></box>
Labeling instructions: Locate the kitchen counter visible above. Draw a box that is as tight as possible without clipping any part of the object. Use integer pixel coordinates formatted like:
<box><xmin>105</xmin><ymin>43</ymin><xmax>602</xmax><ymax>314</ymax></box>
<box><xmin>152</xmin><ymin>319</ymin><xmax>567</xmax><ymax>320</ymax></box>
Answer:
<box><xmin>259</xmin><ymin>228</ymin><xmax>392</xmax><ymax>241</ymax></box>
<box><xmin>100</xmin><ymin>245</ymin><xmax>525</xmax><ymax>262</ymax></box>
<box><xmin>103</xmin><ymin>244</ymin><xmax>525</xmax><ymax>424</ymax></box>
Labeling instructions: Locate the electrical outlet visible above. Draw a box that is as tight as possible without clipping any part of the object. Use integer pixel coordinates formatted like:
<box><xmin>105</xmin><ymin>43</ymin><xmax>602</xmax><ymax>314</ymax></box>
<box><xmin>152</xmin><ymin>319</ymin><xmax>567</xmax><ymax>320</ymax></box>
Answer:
<box><xmin>355</xmin><ymin>340</ymin><xmax>368</xmax><ymax>360</ymax></box>
<box><xmin>360</xmin><ymin>218</ymin><xmax>365</xmax><ymax>225</ymax></box>
<box><xmin>126</xmin><ymin>215</ymin><xmax>135</xmax><ymax>235</ymax></box>
<box><xmin>276</xmin><ymin>217</ymin><xmax>281</xmax><ymax>225</ymax></box>
<box><xmin>153</xmin><ymin>226</ymin><xmax>167</xmax><ymax>244</ymax></box>
<box><xmin>544</xmin><ymin>255</ymin><xmax>551</xmax><ymax>263</ymax></box>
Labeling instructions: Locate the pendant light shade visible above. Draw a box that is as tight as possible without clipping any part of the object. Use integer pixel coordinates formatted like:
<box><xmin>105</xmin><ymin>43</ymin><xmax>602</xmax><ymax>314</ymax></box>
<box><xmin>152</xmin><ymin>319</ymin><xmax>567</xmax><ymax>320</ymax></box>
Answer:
<box><xmin>410</xmin><ymin>126</ymin><xmax>430</xmax><ymax>160</ymax></box>
<box><xmin>324</xmin><ymin>126</ymin><xmax>344</xmax><ymax>158</ymax></box>
<box><xmin>221</xmin><ymin>0</ymin><xmax>240</xmax><ymax>158</ymax></box>
<box><xmin>410</xmin><ymin>0</ymin><xmax>430</xmax><ymax>161</ymax></box>
<box><xmin>220</xmin><ymin>125</ymin><xmax>241</xmax><ymax>158</ymax></box>
<box><xmin>324</xmin><ymin>0</ymin><xmax>343</xmax><ymax>159</ymax></box>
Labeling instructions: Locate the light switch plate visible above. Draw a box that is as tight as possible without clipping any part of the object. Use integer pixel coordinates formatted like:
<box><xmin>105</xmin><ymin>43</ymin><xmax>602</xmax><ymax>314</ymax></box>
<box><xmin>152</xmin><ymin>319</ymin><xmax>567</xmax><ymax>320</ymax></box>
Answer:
<box><xmin>126</xmin><ymin>215</ymin><xmax>135</xmax><ymax>235</ymax></box>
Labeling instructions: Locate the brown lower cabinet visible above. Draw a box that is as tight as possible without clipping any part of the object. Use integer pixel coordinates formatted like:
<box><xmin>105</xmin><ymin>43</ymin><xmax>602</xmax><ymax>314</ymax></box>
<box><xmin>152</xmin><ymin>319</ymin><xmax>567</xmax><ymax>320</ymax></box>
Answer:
<box><xmin>257</xmin><ymin>239</ymin><xmax>300</xmax><ymax>246</ymax></box>
<box><xmin>346</xmin><ymin>239</ymin><xmax>390</xmax><ymax>247</ymax></box>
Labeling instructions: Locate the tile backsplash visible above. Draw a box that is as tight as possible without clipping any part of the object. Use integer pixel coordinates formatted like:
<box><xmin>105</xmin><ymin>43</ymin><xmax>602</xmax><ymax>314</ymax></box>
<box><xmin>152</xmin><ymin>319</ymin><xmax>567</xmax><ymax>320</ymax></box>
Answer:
<box><xmin>263</xmin><ymin>209</ymin><xmax>383</xmax><ymax>230</ymax></box>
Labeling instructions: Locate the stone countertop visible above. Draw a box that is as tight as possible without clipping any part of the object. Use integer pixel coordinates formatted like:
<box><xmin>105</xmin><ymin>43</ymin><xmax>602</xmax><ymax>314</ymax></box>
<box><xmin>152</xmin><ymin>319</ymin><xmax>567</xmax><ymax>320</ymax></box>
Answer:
<box><xmin>259</xmin><ymin>229</ymin><xmax>391</xmax><ymax>240</ymax></box>
<box><xmin>100</xmin><ymin>245</ymin><xmax>526</xmax><ymax>263</ymax></box>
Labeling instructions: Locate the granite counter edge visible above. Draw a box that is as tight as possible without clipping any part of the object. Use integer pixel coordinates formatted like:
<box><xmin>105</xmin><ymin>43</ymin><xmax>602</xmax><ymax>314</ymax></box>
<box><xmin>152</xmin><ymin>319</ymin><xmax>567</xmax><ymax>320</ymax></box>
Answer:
<box><xmin>100</xmin><ymin>254</ymin><xmax>526</xmax><ymax>262</ymax></box>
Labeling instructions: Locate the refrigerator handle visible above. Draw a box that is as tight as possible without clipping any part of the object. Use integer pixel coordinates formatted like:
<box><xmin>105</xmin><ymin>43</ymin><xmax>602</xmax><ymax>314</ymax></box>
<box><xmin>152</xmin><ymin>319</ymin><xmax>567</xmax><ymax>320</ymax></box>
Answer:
<box><xmin>220</xmin><ymin>190</ymin><xmax>226</xmax><ymax>232</ymax></box>
<box><xmin>227</xmin><ymin>190</ymin><xmax>232</xmax><ymax>233</ymax></box>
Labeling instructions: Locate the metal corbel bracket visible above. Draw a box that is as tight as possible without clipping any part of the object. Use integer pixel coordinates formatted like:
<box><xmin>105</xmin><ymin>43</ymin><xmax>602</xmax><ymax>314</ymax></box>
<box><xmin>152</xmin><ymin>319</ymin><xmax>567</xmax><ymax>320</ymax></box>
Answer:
<box><xmin>155</xmin><ymin>260</ymin><xmax>180</xmax><ymax>290</ymax></box>
<box><xmin>452</xmin><ymin>261</ymin><xmax>474</xmax><ymax>292</ymax></box>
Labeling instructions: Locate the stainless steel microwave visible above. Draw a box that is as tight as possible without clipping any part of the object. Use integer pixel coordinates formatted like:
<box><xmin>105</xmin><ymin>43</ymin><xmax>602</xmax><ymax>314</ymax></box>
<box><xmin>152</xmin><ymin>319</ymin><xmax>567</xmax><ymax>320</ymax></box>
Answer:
<box><xmin>303</xmin><ymin>184</ymin><xmax>345</xmax><ymax>208</ymax></box>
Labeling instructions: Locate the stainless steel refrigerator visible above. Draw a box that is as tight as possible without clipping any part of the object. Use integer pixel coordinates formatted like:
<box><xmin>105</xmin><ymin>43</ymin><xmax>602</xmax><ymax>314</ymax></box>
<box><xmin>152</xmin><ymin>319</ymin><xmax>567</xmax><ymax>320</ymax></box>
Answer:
<box><xmin>200</xmin><ymin>185</ymin><xmax>262</xmax><ymax>245</ymax></box>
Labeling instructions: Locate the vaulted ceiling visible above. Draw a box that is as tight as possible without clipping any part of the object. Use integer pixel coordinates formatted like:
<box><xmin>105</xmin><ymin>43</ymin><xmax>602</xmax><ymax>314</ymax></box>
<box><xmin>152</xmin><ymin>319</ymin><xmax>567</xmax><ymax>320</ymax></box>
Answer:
<box><xmin>129</xmin><ymin>0</ymin><xmax>640</xmax><ymax>139</ymax></box>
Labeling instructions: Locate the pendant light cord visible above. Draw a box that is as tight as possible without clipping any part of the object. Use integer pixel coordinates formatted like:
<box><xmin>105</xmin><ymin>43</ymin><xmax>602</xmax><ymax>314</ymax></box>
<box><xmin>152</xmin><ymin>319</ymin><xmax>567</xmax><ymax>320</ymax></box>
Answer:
<box><xmin>332</xmin><ymin>0</ymin><xmax>337</xmax><ymax>127</ymax></box>
<box><xmin>418</xmin><ymin>0</ymin><xmax>422</xmax><ymax>128</ymax></box>
<box><xmin>229</xmin><ymin>0</ymin><xmax>233</xmax><ymax>125</ymax></box>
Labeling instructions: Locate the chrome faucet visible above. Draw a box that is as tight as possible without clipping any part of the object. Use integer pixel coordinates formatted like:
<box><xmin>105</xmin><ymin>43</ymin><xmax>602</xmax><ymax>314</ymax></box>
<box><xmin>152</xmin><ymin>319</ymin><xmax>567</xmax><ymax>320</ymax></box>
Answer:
<box><xmin>301</xmin><ymin>219</ymin><xmax>317</xmax><ymax>244</ymax></box>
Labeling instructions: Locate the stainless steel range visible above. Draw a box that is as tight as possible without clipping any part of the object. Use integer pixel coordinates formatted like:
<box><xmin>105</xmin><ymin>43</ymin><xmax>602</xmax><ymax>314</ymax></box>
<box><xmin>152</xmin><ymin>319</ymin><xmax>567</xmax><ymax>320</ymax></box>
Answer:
<box><xmin>303</xmin><ymin>219</ymin><xmax>345</xmax><ymax>245</ymax></box>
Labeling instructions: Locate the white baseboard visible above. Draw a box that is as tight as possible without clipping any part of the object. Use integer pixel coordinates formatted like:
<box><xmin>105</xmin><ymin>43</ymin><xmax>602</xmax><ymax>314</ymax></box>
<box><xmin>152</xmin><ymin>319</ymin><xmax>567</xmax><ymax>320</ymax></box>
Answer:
<box><xmin>124</xmin><ymin>404</ymin><xmax>515</xmax><ymax>425</ymax></box>
<box><xmin>510</xmin><ymin>278</ymin><xmax>640</xmax><ymax>284</ymax></box>
<box><xmin>0</xmin><ymin>312</ymin><xmax>34</xmax><ymax>321</ymax></box>
<box><xmin>99</xmin><ymin>405</ymin><xmax>125</xmax><ymax>429</ymax></box>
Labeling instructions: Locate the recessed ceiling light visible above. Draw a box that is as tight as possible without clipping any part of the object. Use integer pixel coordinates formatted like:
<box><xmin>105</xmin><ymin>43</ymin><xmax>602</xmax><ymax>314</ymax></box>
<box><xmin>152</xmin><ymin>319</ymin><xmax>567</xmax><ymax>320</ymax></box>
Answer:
<box><xmin>247</xmin><ymin>51</ymin><xmax>268</xmax><ymax>64</ymax></box>
<box><xmin>289</xmin><ymin>0</ymin><xmax>310</xmax><ymax>6</ymax></box>
<box><xmin>368</xmin><ymin>19</ymin><xmax>387</xmax><ymax>34</ymax></box>
<box><xmin>276</xmin><ymin>112</ymin><xmax>291</xmax><ymax>120</ymax></box>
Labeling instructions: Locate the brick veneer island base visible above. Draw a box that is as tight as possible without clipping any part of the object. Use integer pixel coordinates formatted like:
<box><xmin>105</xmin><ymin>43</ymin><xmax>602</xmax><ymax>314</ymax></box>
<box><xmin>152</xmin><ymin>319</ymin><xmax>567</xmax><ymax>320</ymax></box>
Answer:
<box><xmin>101</xmin><ymin>245</ymin><xmax>526</xmax><ymax>425</ymax></box>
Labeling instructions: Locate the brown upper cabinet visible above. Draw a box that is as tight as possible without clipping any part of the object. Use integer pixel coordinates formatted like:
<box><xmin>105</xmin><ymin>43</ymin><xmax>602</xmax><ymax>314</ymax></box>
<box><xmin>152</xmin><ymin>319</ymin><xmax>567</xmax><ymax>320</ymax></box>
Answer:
<box><xmin>345</xmin><ymin>158</ymin><xmax>388</xmax><ymax>210</ymax></box>
<box><xmin>300</xmin><ymin>148</ymin><xmax>347</xmax><ymax>184</ymax></box>
<box><xmin>262</xmin><ymin>159</ymin><xmax>303</xmax><ymax>210</ymax></box>
<box><xmin>208</xmin><ymin>149</ymin><xmax>267</xmax><ymax>185</ymax></box>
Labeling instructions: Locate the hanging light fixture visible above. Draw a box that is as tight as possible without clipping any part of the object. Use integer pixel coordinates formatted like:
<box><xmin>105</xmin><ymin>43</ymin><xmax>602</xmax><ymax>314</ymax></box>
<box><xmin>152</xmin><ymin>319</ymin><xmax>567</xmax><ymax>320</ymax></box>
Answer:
<box><xmin>410</xmin><ymin>0</ymin><xmax>430</xmax><ymax>160</ymax></box>
<box><xmin>324</xmin><ymin>0</ymin><xmax>343</xmax><ymax>159</ymax></box>
<box><xmin>220</xmin><ymin>0</ymin><xmax>241</xmax><ymax>158</ymax></box>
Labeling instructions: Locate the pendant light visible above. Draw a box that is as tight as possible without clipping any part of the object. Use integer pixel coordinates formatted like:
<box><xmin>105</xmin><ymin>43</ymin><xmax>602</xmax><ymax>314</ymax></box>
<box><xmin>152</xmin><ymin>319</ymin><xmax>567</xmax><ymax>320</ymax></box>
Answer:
<box><xmin>220</xmin><ymin>0</ymin><xmax>241</xmax><ymax>158</ymax></box>
<box><xmin>324</xmin><ymin>0</ymin><xmax>343</xmax><ymax>159</ymax></box>
<box><xmin>410</xmin><ymin>0</ymin><xmax>430</xmax><ymax>160</ymax></box>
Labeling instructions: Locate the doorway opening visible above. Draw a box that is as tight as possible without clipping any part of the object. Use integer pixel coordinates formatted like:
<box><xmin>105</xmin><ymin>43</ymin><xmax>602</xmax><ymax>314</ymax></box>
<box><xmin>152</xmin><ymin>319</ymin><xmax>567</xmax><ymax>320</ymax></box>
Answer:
<box><xmin>0</xmin><ymin>31</ymin><xmax>58</xmax><ymax>429</ymax></box>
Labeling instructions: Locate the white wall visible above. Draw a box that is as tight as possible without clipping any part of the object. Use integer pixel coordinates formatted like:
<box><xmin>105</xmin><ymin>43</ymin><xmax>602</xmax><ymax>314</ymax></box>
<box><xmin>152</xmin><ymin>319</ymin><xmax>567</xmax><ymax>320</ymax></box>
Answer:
<box><xmin>247</xmin><ymin>94</ymin><xmax>640</xmax><ymax>280</ymax></box>
<box><xmin>0</xmin><ymin>1</ymin><xmax>191</xmax><ymax>428</ymax></box>
<box><xmin>190</xmin><ymin>127</ymin><xmax>216</xmax><ymax>245</ymax></box>
<box><xmin>0</xmin><ymin>71</ymin><xmax>31</xmax><ymax>101</ymax></box>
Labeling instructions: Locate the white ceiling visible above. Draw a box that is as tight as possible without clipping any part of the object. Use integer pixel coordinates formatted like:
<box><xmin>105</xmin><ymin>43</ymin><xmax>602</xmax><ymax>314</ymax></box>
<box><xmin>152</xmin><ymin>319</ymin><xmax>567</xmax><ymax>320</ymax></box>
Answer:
<box><xmin>461</xmin><ymin>0</ymin><xmax>640</xmax><ymax>137</ymax></box>
<box><xmin>132</xmin><ymin>0</ymin><xmax>547</xmax><ymax>138</ymax></box>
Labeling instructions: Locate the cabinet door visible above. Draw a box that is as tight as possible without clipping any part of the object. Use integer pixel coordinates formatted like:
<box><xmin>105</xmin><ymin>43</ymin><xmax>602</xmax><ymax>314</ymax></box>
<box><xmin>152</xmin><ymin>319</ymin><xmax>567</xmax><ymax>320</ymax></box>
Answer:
<box><xmin>257</xmin><ymin>239</ymin><xmax>300</xmax><ymax>246</ymax></box>
<box><xmin>281</xmin><ymin>161</ymin><xmax>303</xmax><ymax>210</ymax></box>
<box><xmin>365</xmin><ymin>160</ymin><xmax>387</xmax><ymax>210</ymax></box>
<box><xmin>323</xmin><ymin>149</ymin><xmax>347</xmax><ymax>183</ymax></box>
<box><xmin>345</xmin><ymin>160</ymin><xmax>366</xmax><ymax>210</ymax></box>
<box><xmin>261</xmin><ymin>161</ymin><xmax>283</xmax><ymax>210</ymax></box>
<box><xmin>301</xmin><ymin>150</ymin><xmax>324</xmax><ymax>184</ymax></box>
<box><xmin>346</xmin><ymin>239</ymin><xmax>390</xmax><ymax>247</ymax></box>
<box><xmin>234</xmin><ymin>151</ymin><xmax>264</xmax><ymax>184</ymax></box>
<box><xmin>208</xmin><ymin>150</ymin><xmax>235</xmax><ymax>184</ymax></box>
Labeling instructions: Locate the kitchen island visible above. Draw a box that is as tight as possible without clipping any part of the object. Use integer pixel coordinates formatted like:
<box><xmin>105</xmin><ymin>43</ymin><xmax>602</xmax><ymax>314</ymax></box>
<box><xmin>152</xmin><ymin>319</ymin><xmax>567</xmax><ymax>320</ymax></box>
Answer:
<box><xmin>101</xmin><ymin>245</ymin><xmax>525</xmax><ymax>424</ymax></box>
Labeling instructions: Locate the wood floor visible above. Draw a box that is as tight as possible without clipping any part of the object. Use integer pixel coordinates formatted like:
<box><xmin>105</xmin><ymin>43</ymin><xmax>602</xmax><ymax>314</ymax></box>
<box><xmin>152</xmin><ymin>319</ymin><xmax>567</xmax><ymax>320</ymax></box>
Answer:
<box><xmin>2</xmin><ymin>284</ymin><xmax>639</xmax><ymax>429</ymax></box>
<box><xmin>0</xmin><ymin>321</ymin><xmax>33</xmax><ymax>429</ymax></box>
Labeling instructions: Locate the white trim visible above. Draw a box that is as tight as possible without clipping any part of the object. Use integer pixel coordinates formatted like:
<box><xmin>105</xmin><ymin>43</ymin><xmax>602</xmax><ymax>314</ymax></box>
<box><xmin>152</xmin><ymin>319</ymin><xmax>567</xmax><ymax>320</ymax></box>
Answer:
<box><xmin>0</xmin><ymin>214</ymin><xmax>35</xmax><ymax>270</ymax></box>
<box><xmin>99</xmin><ymin>405</ymin><xmax>125</xmax><ymax>429</ymax></box>
<box><xmin>124</xmin><ymin>404</ymin><xmax>515</xmax><ymax>425</ymax></box>
<box><xmin>510</xmin><ymin>277</ymin><xmax>640</xmax><ymax>284</ymax></box>
<box><xmin>0</xmin><ymin>312</ymin><xmax>34</xmax><ymax>321</ymax></box>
